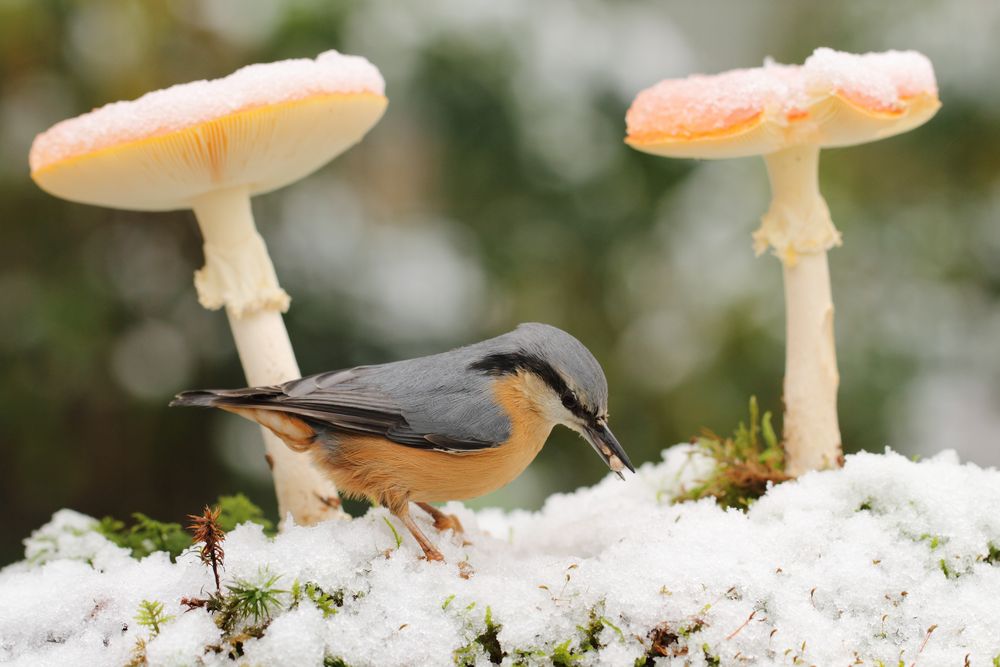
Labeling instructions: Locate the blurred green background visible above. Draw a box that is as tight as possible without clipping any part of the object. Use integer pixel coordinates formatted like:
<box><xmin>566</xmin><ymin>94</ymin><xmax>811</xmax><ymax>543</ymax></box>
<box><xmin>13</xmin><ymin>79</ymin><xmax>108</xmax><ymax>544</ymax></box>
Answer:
<box><xmin>2</xmin><ymin>0</ymin><xmax>998</xmax><ymax>565</ymax></box>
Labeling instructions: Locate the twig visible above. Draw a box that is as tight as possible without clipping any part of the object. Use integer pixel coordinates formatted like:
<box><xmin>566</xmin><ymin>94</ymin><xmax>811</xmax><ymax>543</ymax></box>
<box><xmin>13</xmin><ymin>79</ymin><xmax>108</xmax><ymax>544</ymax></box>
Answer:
<box><xmin>725</xmin><ymin>610</ymin><xmax>757</xmax><ymax>641</ymax></box>
<box><xmin>911</xmin><ymin>624</ymin><xmax>938</xmax><ymax>666</ymax></box>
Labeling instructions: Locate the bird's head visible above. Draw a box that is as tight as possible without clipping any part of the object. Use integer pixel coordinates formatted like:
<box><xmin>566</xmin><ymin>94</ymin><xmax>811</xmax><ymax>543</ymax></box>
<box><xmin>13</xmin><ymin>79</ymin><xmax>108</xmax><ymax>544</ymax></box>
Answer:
<box><xmin>470</xmin><ymin>323</ymin><xmax>635</xmax><ymax>478</ymax></box>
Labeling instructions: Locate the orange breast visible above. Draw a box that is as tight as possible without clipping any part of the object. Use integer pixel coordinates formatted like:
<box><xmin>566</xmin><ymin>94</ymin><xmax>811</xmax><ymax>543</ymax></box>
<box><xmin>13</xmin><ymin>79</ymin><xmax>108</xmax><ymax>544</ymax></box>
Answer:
<box><xmin>311</xmin><ymin>374</ymin><xmax>553</xmax><ymax>510</ymax></box>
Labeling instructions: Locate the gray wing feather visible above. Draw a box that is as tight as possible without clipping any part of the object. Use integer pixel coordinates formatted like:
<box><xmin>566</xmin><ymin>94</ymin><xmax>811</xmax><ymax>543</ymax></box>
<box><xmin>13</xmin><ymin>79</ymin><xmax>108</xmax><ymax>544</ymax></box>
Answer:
<box><xmin>208</xmin><ymin>352</ymin><xmax>511</xmax><ymax>453</ymax></box>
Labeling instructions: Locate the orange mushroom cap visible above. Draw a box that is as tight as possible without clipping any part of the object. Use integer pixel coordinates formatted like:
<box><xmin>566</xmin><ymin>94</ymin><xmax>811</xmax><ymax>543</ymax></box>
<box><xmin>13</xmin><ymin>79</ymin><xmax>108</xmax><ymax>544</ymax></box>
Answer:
<box><xmin>30</xmin><ymin>50</ymin><xmax>387</xmax><ymax>211</ymax></box>
<box><xmin>626</xmin><ymin>48</ymin><xmax>940</xmax><ymax>159</ymax></box>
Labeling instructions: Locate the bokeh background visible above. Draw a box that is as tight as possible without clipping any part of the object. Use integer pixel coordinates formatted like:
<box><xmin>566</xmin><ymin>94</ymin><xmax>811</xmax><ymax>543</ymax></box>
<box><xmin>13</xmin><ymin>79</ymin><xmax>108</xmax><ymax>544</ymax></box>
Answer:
<box><xmin>2</xmin><ymin>0</ymin><xmax>999</xmax><ymax>565</ymax></box>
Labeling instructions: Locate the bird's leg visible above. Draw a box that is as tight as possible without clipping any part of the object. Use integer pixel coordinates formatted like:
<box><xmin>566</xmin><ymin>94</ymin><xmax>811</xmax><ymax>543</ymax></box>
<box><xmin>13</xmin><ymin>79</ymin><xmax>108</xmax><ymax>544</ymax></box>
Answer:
<box><xmin>393</xmin><ymin>505</ymin><xmax>445</xmax><ymax>562</ymax></box>
<box><xmin>415</xmin><ymin>502</ymin><xmax>465</xmax><ymax>534</ymax></box>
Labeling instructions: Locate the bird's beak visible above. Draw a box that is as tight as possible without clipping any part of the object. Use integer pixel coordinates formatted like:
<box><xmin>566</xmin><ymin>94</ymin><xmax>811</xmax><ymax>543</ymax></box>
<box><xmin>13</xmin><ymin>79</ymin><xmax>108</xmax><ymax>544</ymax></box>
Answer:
<box><xmin>583</xmin><ymin>421</ymin><xmax>635</xmax><ymax>480</ymax></box>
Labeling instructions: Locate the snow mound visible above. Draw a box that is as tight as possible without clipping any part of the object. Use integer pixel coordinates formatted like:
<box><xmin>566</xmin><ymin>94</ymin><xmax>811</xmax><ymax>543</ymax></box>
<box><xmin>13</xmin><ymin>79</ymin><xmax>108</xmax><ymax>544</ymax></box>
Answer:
<box><xmin>29</xmin><ymin>50</ymin><xmax>385</xmax><ymax>171</ymax></box>
<box><xmin>3</xmin><ymin>446</ymin><xmax>1000</xmax><ymax>666</ymax></box>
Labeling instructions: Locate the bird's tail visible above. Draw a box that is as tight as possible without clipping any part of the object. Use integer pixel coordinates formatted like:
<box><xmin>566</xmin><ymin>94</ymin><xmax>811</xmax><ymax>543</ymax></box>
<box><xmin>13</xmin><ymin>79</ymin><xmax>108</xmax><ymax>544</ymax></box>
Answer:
<box><xmin>170</xmin><ymin>386</ymin><xmax>318</xmax><ymax>452</ymax></box>
<box><xmin>169</xmin><ymin>386</ymin><xmax>282</xmax><ymax>409</ymax></box>
<box><xmin>169</xmin><ymin>390</ymin><xmax>222</xmax><ymax>408</ymax></box>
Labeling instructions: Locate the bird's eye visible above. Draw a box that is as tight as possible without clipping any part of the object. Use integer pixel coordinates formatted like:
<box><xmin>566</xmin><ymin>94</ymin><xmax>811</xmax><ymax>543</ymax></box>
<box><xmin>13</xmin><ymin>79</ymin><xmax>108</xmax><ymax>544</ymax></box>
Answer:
<box><xmin>561</xmin><ymin>391</ymin><xmax>579</xmax><ymax>410</ymax></box>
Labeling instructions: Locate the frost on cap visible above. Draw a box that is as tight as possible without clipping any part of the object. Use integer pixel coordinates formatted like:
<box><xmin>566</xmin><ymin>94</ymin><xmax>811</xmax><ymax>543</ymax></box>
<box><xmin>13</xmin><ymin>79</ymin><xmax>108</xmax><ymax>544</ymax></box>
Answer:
<box><xmin>626</xmin><ymin>47</ymin><xmax>938</xmax><ymax>155</ymax></box>
<box><xmin>625</xmin><ymin>63</ymin><xmax>809</xmax><ymax>142</ymax></box>
<box><xmin>29</xmin><ymin>50</ymin><xmax>388</xmax><ymax>211</ymax></box>
<box><xmin>803</xmin><ymin>48</ymin><xmax>938</xmax><ymax>112</ymax></box>
<box><xmin>30</xmin><ymin>50</ymin><xmax>385</xmax><ymax>171</ymax></box>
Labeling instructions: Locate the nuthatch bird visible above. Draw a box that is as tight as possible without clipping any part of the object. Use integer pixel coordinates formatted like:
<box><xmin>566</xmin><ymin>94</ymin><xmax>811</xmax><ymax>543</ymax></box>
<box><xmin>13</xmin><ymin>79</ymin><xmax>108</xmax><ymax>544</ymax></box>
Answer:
<box><xmin>171</xmin><ymin>323</ymin><xmax>633</xmax><ymax>561</ymax></box>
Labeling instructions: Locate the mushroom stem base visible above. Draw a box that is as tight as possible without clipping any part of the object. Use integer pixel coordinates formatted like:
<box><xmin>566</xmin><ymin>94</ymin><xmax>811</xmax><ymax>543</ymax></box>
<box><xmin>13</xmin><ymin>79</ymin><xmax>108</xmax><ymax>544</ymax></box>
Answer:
<box><xmin>756</xmin><ymin>146</ymin><xmax>843</xmax><ymax>475</ymax></box>
<box><xmin>781</xmin><ymin>252</ymin><xmax>842</xmax><ymax>476</ymax></box>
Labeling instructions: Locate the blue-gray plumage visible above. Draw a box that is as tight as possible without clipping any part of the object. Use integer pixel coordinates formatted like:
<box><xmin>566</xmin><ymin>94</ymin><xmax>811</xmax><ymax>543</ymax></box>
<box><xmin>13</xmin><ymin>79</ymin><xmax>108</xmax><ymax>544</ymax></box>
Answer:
<box><xmin>172</xmin><ymin>323</ymin><xmax>632</xmax><ymax>561</ymax></box>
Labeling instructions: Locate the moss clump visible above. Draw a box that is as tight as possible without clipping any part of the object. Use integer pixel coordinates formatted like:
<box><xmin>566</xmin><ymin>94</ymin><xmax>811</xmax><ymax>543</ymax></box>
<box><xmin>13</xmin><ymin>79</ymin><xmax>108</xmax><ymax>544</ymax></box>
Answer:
<box><xmin>550</xmin><ymin>638</ymin><xmax>585</xmax><ymax>666</ymax></box>
<box><xmin>675</xmin><ymin>397</ymin><xmax>789</xmax><ymax>509</ymax></box>
<box><xmin>577</xmin><ymin>605</ymin><xmax>624</xmax><ymax>653</ymax></box>
<box><xmin>454</xmin><ymin>605</ymin><xmax>504</xmax><ymax>665</ymax></box>
<box><xmin>291</xmin><ymin>580</ymin><xmax>342</xmax><ymax>618</ymax></box>
<box><xmin>95</xmin><ymin>494</ymin><xmax>273</xmax><ymax>561</ymax></box>
<box><xmin>939</xmin><ymin>558</ymin><xmax>959</xmax><ymax>580</ymax></box>
<box><xmin>216</xmin><ymin>493</ymin><xmax>275</xmax><ymax>535</ymax></box>
<box><xmin>218</xmin><ymin>568</ymin><xmax>286</xmax><ymax>630</ymax></box>
<box><xmin>97</xmin><ymin>514</ymin><xmax>190</xmax><ymax>562</ymax></box>
<box><xmin>702</xmin><ymin>643</ymin><xmax>721</xmax><ymax>666</ymax></box>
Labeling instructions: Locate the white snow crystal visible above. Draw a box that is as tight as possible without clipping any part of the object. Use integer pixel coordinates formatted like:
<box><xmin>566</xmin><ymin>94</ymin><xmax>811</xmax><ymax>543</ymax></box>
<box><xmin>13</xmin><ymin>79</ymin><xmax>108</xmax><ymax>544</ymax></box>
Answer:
<box><xmin>145</xmin><ymin>610</ymin><xmax>221</xmax><ymax>667</ymax></box>
<box><xmin>238</xmin><ymin>605</ymin><xmax>326</xmax><ymax>666</ymax></box>
<box><xmin>3</xmin><ymin>445</ymin><xmax>1000</xmax><ymax>666</ymax></box>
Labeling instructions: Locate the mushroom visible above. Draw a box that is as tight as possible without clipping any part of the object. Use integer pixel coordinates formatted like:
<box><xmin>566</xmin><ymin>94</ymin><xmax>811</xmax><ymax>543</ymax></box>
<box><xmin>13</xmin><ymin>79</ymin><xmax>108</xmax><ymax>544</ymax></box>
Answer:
<box><xmin>625</xmin><ymin>48</ymin><xmax>939</xmax><ymax>475</ymax></box>
<box><xmin>29</xmin><ymin>50</ymin><xmax>387</xmax><ymax>524</ymax></box>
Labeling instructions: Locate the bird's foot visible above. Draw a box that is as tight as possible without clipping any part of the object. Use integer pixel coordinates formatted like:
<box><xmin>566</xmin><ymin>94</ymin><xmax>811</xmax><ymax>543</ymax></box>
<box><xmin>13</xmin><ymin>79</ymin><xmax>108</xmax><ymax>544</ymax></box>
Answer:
<box><xmin>433</xmin><ymin>513</ymin><xmax>465</xmax><ymax>534</ymax></box>
<box><xmin>416</xmin><ymin>502</ymin><xmax>466</xmax><ymax>536</ymax></box>
<box><xmin>395</xmin><ymin>505</ymin><xmax>447</xmax><ymax>563</ymax></box>
<box><xmin>421</xmin><ymin>547</ymin><xmax>445</xmax><ymax>562</ymax></box>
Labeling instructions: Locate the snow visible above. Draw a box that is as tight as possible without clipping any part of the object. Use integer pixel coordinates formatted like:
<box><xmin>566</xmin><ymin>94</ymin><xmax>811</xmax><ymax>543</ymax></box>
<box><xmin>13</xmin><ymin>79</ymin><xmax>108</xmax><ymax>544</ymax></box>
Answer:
<box><xmin>29</xmin><ymin>50</ymin><xmax>385</xmax><ymax>172</ymax></box>
<box><xmin>626</xmin><ymin>47</ymin><xmax>937</xmax><ymax>140</ymax></box>
<box><xmin>3</xmin><ymin>446</ymin><xmax>1000</xmax><ymax>666</ymax></box>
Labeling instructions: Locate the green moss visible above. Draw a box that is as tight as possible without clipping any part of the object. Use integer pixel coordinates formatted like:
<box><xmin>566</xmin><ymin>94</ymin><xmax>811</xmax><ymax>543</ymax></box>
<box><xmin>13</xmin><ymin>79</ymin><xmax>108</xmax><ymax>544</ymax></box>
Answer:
<box><xmin>215</xmin><ymin>568</ymin><xmax>286</xmax><ymax>631</ymax></box>
<box><xmin>674</xmin><ymin>397</ymin><xmax>789</xmax><ymax>510</ymax></box>
<box><xmin>550</xmin><ymin>638</ymin><xmax>585</xmax><ymax>666</ymax></box>
<box><xmin>512</xmin><ymin>648</ymin><xmax>548</xmax><ymax>665</ymax></box>
<box><xmin>577</xmin><ymin>605</ymin><xmax>617</xmax><ymax>652</ymax></box>
<box><xmin>291</xmin><ymin>580</ymin><xmax>342</xmax><ymax>618</ymax></box>
<box><xmin>679</xmin><ymin>618</ymin><xmax>706</xmax><ymax>637</ymax></box>
<box><xmin>97</xmin><ymin>514</ymin><xmax>189</xmax><ymax>562</ymax></box>
<box><xmin>95</xmin><ymin>494</ymin><xmax>274</xmax><ymax>562</ymax></box>
<box><xmin>939</xmin><ymin>559</ymin><xmax>959</xmax><ymax>579</ymax></box>
<box><xmin>216</xmin><ymin>493</ymin><xmax>275</xmax><ymax>535</ymax></box>
<box><xmin>702</xmin><ymin>643</ymin><xmax>721</xmax><ymax>667</ymax></box>
<box><xmin>918</xmin><ymin>533</ymin><xmax>943</xmax><ymax>550</ymax></box>
<box><xmin>135</xmin><ymin>599</ymin><xmax>173</xmax><ymax>637</ymax></box>
<box><xmin>454</xmin><ymin>605</ymin><xmax>504</xmax><ymax>666</ymax></box>
<box><xmin>478</xmin><ymin>607</ymin><xmax>504</xmax><ymax>664</ymax></box>
<box><xmin>985</xmin><ymin>542</ymin><xmax>1000</xmax><ymax>565</ymax></box>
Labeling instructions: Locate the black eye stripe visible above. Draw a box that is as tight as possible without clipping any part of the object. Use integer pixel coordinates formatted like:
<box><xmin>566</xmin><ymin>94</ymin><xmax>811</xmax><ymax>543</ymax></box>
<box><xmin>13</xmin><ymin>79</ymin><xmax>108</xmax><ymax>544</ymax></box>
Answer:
<box><xmin>471</xmin><ymin>351</ymin><xmax>595</xmax><ymax>421</ymax></box>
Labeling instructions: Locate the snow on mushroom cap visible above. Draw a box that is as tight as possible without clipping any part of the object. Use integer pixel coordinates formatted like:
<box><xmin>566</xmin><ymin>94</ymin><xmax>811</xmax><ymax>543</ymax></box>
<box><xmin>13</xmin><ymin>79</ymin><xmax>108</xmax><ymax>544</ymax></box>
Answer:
<box><xmin>29</xmin><ymin>50</ymin><xmax>385</xmax><ymax>172</ymax></box>
<box><xmin>625</xmin><ymin>62</ymin><xmax>810</xmax><ymax>142</ymax></box>
<box><xmin>626</xmin><ymin>47</ymin><xmax>938</xmax><ymax>148</ymax></box>
<box><xmin>804</xmin><ymin>47</ymin><xmax>938</xmax><ymax>112</ymax></box>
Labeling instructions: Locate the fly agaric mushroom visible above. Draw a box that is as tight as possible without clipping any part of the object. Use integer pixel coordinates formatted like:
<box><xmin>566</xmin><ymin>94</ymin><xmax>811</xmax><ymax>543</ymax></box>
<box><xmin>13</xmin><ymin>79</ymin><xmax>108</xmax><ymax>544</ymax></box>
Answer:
<box><xmin>626</xmin><ymin>48</ymin><xmax>939</xmax><ymax>475</ymax></box>
<box><xmin>30</xmin><ymin>50</ymin><xmax>387</xmax><ymax>524</ymax></box>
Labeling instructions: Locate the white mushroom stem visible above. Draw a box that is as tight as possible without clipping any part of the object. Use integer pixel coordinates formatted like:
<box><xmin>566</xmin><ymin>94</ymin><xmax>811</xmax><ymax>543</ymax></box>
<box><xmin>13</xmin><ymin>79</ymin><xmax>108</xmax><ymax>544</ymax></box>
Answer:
<box><xmin>191</xmin><ymin>187</ymin><xmax>344</xmax><ymax>524</ymax></box>
<box><xmin>753</xmin><ymin>145</ymin><xmax>843</xmax><ymax>475</ymax></box>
